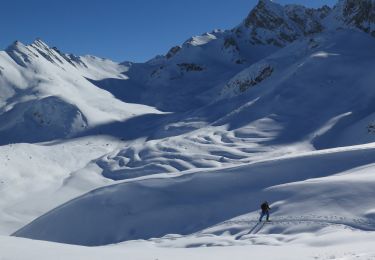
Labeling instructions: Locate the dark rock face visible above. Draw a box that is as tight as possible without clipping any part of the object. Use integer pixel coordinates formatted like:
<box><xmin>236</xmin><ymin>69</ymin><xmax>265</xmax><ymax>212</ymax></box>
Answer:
<box><xmin>285</xmin><ymin>6</ymin><xmax>329</xmax><ymax>35</ymax></box>
<box><xmin>245</xmin><ymin>0</ymin><xmax>284</xmax><ymax>30</ymax></box>
<box><xmin>227</xmin><ymin>64</ymin><xmax>274</xmax><ymax>94</ymax></box>
<box><xmin>244</xmin><ymin>0</ymin><xmax>331</xmax><ymax>47</ymax></box>
<box><xmin>177</xmin><ymin>63</ymin><xmax>204</xmax><ymax>72</ymax></box>
<box><xmin>238</xmin><ymin>65</ymin><xmax>273</xmax><ymax>92</ymax></box>
<box><xmin>53</xmin><ymin>47</ymin><xmax>88</xmax><ymax>68</ymax></box>
<box><xmin>224</xmin><ymin>37</ymin><xmax>239</xmax><ymax>51</ymax></box>
<box><xmin>341</xmin><ymin>0</ymin><xmax>375</xmax><ymax>36</ymax></box>
<box><xmin>166</xmin><ymin>46</ymin><xmax>182</xmax><ymax>59</ymax></box>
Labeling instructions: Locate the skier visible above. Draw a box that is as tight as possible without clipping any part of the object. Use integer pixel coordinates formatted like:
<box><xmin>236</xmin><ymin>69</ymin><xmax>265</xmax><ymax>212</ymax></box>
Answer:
<box><xmin>259</xmin><ymin>201</ymin><xmax>271</xmax><ymax>222</ymax></box>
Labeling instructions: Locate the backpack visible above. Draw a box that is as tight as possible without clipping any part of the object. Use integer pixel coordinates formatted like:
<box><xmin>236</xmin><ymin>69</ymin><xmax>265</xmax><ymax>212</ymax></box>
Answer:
<box><xmin>261</xmin><ymin>202</ymin><xmax>268</xmax><ymax>211</ymax></box>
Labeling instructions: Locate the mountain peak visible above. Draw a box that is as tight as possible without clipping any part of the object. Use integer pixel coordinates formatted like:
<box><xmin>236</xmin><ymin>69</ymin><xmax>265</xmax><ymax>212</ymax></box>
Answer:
<box><xmin>243</xmin><ymin>0</ymin><xmax>328</xmax><ymax>47</ymax></box>
<box><xmin>244</xmin><ymin>0</ymin><xmax>284</xmax><ymax>29</ymax></box>
<box><xmin>258</xmin><ymin>0</ymin><xmax>278</xmax><ymax>7</ymax></box>
<box><xmin>32</xmin><ymin>38</ymin><xmax>49</xmax><ymax>48</ymax></box>
<box><xmin>5</xmin><ymin>39</ymin><xmax>50</xmax><ymax>54</ymax></box>
<box><xmin>5</xmin><ymin>40</ymin><xmax>36</xmax><ymax>67</ymax></box>
<box><xmin>6</xmin><ymin>40</ymin><xmax>30</xmax><ymax>55</ymax></box>
<box><xmin>7</xmin><ymin>40</ymin><xmax>25</xmax><ymax>50</ymax></box>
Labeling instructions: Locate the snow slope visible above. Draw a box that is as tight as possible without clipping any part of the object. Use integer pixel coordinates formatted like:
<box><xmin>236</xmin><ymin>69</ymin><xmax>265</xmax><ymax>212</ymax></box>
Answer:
<box><xmin>3</xmin><ymin>230</ymin><xmax>375</xmax><ymax>260</ymax></box>
<box><xmin>82</xmin><ymin>0</ymin><xmax>375</xmax><ymax>180</ymax></box>
<box><xmin>0</xmin><ymin>137</ymin><xmax>121</xmax><ymax>235</ymax></box>
<box><xmin>13</xmin><ymin>143</ymin><xmax>375</xmax><ymax>245</ymax></box>
<box><xmin>0</xmin><ymin>40</ymin><xmax>163</xmax><ymax>234</ymax></box>
<box><xmin>91</xmin><ymin>29</ymin><xmax>375</xmax><ymax>181</ymax></box>
<box><xmin>2</xmin><ymin>0</ymin><xmax>375</xmax><ymax>259</ymax></box>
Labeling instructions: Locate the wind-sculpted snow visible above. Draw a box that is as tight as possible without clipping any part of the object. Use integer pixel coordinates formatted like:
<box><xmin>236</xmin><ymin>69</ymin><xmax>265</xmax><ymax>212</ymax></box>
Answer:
<box><xmin>4</xmin><ymin>230</ymin><xmax>375</xmax><ymax>259</ymax></box>
<box><xmin>13</xmin><ymin>145</ymin><xmax>375</xmax><ymax>245</ymax></box>
<box><xmin>92</xmin><ymin>19</ymin><xmax>375</xmax><ymax>182</ymax></box>
<box><xmin>92</xmin><ymin>30</ymin><xmax>375</xmax><ymax>180</ymax></box>
<box><xmin>97</xmin><ymin>124</ymin><xmax>282</xmax><ymax>180</ymax></box>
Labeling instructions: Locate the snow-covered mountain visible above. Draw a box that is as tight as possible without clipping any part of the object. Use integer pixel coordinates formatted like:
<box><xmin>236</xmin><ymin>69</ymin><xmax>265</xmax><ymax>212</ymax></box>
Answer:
<box><xmin>88</xmin><ymin>0</ymin><xmax>375</xmax><ymax>180</ymax></box>
<box><xmin>0</xmin><ymin>38</ymin><xmax>163</xmax><ymax>235</ymax></box>
<box><xmin>0</xmin><ymin>39</ymin><xmax>161</xmax><ymax>144</ymax></box>
<box><xmin>2</xmin><ymin>0</ymin><xmax>375</xmax><ymax>259</ymax></box>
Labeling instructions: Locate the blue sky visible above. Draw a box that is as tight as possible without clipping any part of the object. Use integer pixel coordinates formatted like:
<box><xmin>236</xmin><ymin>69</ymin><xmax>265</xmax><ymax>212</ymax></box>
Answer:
<box><xmin>0</xmin><ymin>0</ymin><xmax>336</xmax><ymax>62</ymax></box>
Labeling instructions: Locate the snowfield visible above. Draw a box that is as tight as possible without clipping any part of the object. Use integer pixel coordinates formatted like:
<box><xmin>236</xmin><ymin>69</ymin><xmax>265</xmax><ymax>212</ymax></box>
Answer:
<box><xmin>12</xmin><ymin>143</ymin><xmax>375</xmax><ymax>246</ymax></box>
<box><xmin>3</xmin><ymin>230</ymin><xmax>375</xmax><ymax>260</ymax></box>
<box><xmin>1</xmin><ymin>0</ymin><xmax>375</xmax><ymax>259</ymax></box>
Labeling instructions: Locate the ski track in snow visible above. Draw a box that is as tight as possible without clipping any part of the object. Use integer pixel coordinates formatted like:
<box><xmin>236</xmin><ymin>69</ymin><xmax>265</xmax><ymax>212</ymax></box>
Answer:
<box><xmin>215</xmin><ymin>216</ymin><xmax>375</xmax><ymax>239</ymax></box>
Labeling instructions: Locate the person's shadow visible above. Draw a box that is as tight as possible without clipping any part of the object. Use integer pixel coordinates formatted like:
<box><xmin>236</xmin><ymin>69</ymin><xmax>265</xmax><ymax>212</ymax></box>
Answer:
<box><xmin>235</xmin><ymin>221</ymin><xmax>265</xmax><ymax>240</ymax></box>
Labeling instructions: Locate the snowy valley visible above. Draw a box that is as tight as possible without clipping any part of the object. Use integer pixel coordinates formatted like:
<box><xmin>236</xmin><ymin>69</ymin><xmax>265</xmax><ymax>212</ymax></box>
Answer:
<box><xmin>1</xmin><ymin>0</ymin><xmax>375</xmax><ymax>259</ymax></box>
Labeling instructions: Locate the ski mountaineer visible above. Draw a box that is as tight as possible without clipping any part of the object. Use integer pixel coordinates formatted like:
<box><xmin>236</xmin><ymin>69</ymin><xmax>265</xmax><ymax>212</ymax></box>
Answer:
<box><xmin>259</xmin><ymin>201</ymin><xmax>271</xmax><ymax>222</ymax></box>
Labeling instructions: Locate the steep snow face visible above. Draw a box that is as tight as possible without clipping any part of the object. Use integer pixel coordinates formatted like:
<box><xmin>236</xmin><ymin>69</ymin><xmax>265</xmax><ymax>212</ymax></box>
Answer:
<box><xmin>93</xmin><ymin>0</ymin><xmax>375</xmax><ymax>113</ymax></box>
<box><xmin>137</xmin><ymin>0</ymin><xmax>374</xmax><ymax>111</ymax></box>
<box><xmin>97</xmin><ymin>1</ymin><xmax>333</xmax><ymax>113</ymax></box>
<box><xmin>114</xmin><ymin>38</ymin><xmax>255</xmax><ymax>111</ymax></box>
<box><xmin>220</xmin><ymin>29</ymin><xmax>375</xmax><ymax>148</ymax></box>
